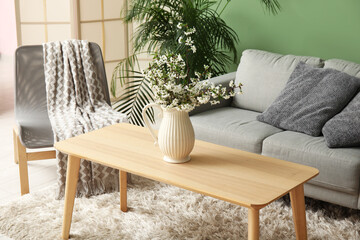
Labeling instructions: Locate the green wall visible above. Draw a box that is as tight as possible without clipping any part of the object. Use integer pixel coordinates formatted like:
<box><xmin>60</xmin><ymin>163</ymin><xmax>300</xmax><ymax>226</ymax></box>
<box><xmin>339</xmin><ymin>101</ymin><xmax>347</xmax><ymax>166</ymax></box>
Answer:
<box><xmin>221</xmin><ymin>0</ymin><xmax>360</xmax><ymax>71</ymax></box>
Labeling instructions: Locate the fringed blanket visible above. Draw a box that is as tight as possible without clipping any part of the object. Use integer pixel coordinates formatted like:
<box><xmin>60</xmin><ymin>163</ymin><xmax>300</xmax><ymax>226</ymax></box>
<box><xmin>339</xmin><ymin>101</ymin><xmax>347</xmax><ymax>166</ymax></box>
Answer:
<box><xmin>43</xmin><ymin>40</ymin><xmax>127</xmax><ymax>199</ymax></box>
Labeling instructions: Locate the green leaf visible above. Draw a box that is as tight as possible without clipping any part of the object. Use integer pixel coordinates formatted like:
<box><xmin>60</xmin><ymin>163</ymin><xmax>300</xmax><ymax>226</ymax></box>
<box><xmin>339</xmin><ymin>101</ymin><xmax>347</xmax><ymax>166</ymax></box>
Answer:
<box><xmin>113</xmin><ymin>74</ymin><xmax>154</xmax><ymax>126</ymax></box>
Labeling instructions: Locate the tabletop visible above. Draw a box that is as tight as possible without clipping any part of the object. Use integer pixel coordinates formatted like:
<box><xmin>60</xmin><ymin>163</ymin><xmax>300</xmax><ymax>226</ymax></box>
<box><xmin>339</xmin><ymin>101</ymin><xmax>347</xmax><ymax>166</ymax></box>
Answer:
<box><xmin>55</xmin><ymin>123</ymin><xmax>319</xmax><ymax>209</ymax></box>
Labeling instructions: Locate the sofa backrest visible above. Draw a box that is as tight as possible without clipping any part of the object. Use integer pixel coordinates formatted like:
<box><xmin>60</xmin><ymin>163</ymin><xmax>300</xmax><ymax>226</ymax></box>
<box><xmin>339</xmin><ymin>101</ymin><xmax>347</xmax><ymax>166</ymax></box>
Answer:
<box><xmin>324</xmin><ymin>59</ymin><xmax>360</xmax><ymax>78</ymax></box>
<box><xmin>232</xmin><ymin>49</ymin><xmax>323</xmax><ymax>113</ymax></box>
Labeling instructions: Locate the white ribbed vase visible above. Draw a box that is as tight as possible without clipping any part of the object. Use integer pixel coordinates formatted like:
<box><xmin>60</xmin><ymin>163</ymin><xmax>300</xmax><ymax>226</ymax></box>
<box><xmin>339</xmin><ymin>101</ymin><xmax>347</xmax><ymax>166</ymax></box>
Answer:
<box><xmin>142</xmin><ymin>104</ymin><xmax>195</xmax><ymax>163</ymax></box>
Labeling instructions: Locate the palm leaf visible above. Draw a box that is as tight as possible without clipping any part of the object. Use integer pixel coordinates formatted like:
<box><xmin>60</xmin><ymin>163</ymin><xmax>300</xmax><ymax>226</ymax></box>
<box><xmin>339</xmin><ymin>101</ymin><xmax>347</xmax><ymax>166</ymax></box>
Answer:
<box><xmin>111</xmin><ymin>54</ymin><xmax>140</xmax><ymax>97</ymax></box>
<box><xmin>113</xmin><ymin>71</ymin><xmax>154</xmax><ymax>126</ymax></box>
<box><xmin>261</xmin><ymin>0</ymin><xmax>281</xmax><ymax>14</ymax></box>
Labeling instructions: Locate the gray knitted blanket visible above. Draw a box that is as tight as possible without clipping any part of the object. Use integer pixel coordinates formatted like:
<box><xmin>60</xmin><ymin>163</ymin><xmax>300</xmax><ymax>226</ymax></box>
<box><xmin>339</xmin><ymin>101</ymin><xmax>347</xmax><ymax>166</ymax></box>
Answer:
<box><xmin>43</xmin><ymin>40</ymin><xmax>127</xmax><ymax>199</ymax></box>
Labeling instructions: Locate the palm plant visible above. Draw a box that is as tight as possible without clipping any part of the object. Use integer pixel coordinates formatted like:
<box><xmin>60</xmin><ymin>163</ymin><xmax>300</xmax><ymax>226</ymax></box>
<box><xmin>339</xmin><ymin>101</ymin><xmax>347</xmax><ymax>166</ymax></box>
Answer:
<box><xmin>112</xmin><ymin>0</ymin><xmax>281</xmax><ymax>126</ymax></box>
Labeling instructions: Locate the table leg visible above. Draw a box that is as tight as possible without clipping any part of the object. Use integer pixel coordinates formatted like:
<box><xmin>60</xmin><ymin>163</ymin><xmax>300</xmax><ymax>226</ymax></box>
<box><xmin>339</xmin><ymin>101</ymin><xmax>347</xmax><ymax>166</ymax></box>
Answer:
<box><xmin>248</xmin><ymin>207</ymin><xmax>259</xmax><ymax>240</ymax></box>
<box><xmin>62</xmin><ymin>155</ymin><xmax>81</xmax><ymax>240</ymax></box>
<box><xmin>290</xmin><ymin>184</ymin><xmax>307</xmax><ymax>240</ymax></box>
<box><xmin>120</xmin><ymin>170</ymin><xmax>128</xmax><ymax>212</ymax></box>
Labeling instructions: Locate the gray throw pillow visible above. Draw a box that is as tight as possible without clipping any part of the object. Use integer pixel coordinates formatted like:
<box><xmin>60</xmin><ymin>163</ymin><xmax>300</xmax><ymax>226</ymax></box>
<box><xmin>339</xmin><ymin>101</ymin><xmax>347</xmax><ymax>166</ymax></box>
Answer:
<box><xmin>257</xmin><ymin>62</ymin><xmax>360</xmax><ymax>136</ymax></box>
<box><xmin>322</xmin><ymin>92</ymin><xmax>360</xmax><ymax>147</ymax></box>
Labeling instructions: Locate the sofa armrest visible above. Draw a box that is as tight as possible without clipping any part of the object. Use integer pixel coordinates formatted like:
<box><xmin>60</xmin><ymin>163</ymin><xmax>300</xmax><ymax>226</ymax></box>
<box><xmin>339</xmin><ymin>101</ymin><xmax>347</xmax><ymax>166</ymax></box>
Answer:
<box><xmin>189</xmin><ymin>71</ymin><xmax>236</xmax><ymax>116</ymax></box>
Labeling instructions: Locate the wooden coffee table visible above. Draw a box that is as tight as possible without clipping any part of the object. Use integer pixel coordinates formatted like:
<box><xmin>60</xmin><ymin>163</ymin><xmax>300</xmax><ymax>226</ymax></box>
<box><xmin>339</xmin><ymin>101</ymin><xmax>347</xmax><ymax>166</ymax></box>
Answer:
<box><xmin>55</xmin><ymin>123</ymin><xmax>319</xmax><ymax>240</ymax></box>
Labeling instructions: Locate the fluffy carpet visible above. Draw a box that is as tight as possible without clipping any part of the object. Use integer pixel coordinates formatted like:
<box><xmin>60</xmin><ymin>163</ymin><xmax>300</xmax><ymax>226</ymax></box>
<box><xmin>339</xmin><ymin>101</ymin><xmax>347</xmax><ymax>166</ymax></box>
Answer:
<box><xmin>0</xmin><ymin>176</ymin><xmax>359</xmax><ymax>240</ymax></box>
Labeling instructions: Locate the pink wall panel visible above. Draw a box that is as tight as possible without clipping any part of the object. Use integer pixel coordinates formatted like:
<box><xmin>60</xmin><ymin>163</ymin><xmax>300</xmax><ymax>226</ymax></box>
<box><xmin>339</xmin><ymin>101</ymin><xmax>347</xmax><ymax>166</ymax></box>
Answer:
<box><xmin>0</xmin><ymin>1</ymin><xmax>17</xmax><ymax>55</ymax></box>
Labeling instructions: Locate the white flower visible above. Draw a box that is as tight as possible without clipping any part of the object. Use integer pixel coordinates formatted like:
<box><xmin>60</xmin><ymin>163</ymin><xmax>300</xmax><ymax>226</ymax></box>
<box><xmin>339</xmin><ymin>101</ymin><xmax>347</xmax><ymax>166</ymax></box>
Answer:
<box><xmin>191</xmin><ymin>45</ymin><xmax>196</xmax><ymax>53</ymax></box>
<box><xmin>190</xmin><ymin>78</ymin><xmax>197</xmax><ymax>83</ymax></box>
<box><xmin>177</xmin><ymin>23</ymin><xmax>182</xmax><ymax>29</ymax></box>
<box><xmin>229</xmin><ymin>80</ymin><xmax>234</xmax><ymax>88</ymax></box>
<box><xmin>203</xmin><ymin>80</ymin><xmax>210</xmax><ymax>85</ymax></box>
<box><xmin>185</xmin><ymin>37</ymin><xmax>194</xmax><ymax>46</ymax></box>
<box><xmin>184</xmin><ymin>27</ymin><xmax>196</xmax><ymax>35</ymax></box>
<box><xmin>178</xmin><ymin>36</ymin><xmax>183</xmax><ymax>44</ymax></box>
<box><xmin>160</xmin><ymin>55</ymin><xmax>167</xmax><ymax>62</ymax></box>
<box><xmin>223</xmin><ymin>95</ymin><xmax>230</xmax><ymax>100</ymax></box>
<box><xmin>173</xmin><ymin>84</ymin><xmax>183</xmax><ymax>93</ymax></box>
<box><xmin>152</xmin><ymin>85</ymin><xmax>160</xmax><ymax>93</ymax></box>
<box><xmin>169</xmin><ymin>73</ymin><xmax>177</xmax><ymax>80</ymax></box>
<box><xmin>165</xmin><ymin>84</ymin><xmax>172</xmax><ymax>91</ymax></box>
<box><xmin>197</xmin><ymin>95</ymin><xmax>210</xmax><ymax>104</ymax></box>
<box><xmin>172</xmin><ymin>98</ymin><xmax>179</xmax><ymax>105</ymax></box>
<box><xmin>143</xmin><ymin>32</ymin><xmax>241</xmax><ymax>111</ymax></box>
<box><xmin>177</xmin><ymin>54</ymin><xmax>183</xmax><ymax>62</ymax></box>
<box><xmin>162</xmin><ymin>93</ymin><xmax>170</xmax><ymax>99</ymax></box>
<box><xmin>210</xmin><ymin>100</ymin><xmax>220</xmax><ymax>105</ymax></box>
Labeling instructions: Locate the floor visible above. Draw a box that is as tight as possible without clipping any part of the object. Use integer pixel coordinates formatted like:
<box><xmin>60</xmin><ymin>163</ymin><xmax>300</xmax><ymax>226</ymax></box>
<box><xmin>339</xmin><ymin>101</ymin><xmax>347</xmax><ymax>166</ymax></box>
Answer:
<box><xmin>0</xmin><ymin>55</ymin><xmax>57</xmax><ymax>203</ymax></box>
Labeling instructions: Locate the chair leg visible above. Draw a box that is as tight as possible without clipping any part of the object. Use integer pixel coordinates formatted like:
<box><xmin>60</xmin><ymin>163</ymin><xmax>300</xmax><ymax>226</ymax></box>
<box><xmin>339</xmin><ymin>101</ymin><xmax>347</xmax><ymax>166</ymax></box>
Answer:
<box><xmin>13</xmin><ymin>126</ymin><xmax>29</xmax><ymax>195</ymax></box>
<box><xmin>13</xmin><ymin>127</ymin><xmax>19</xmax><ymax>164</ymax></box>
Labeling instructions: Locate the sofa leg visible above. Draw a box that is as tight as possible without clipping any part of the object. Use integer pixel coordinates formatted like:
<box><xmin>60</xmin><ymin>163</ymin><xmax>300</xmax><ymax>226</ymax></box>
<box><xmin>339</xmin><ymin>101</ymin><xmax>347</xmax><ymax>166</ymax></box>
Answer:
<box><xmin>13</xmin><ymin>126</ymin><xmax>29</xmax><ymax>195</ymax></box>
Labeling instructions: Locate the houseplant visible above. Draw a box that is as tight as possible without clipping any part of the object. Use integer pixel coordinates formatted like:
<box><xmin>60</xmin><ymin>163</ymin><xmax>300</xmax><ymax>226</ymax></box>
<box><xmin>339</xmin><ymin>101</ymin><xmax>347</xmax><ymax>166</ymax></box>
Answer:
<box><xmin>112</xmin><ymin>0</ymin><xmax>281</xmax><ymax>126</ymax></box>
<box><xmin>141</xmin><ymin>26</ymin><xmax>242</xmax><ymax>163</ymax></box>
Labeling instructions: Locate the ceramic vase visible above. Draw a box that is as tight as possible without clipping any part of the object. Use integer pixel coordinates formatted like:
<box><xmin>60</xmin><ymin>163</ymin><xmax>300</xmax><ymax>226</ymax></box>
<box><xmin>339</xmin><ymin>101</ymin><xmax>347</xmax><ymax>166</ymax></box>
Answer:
<box><xmin>142</xmin><ymin>103</ymin><xmax>195</xmax><ymax>163</ymax></box>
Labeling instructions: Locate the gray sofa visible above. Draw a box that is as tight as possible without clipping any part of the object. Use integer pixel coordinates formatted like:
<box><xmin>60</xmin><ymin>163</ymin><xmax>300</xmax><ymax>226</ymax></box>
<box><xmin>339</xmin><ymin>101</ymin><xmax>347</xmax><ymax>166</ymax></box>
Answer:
<box><xmin>189</xmin><ymin>49</ymin><xmax>360</xmax><ymax>210</ymax></box>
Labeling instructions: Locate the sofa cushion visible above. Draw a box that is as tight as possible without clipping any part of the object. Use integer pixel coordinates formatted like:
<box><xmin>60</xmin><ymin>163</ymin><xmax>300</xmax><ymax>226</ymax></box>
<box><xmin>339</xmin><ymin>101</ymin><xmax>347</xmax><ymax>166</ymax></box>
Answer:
<box><xmin>262</xmin><ymin>131</ymin><xmax>360</xmax><ymax>195</ymax></box>
<box><xmin>257</xmin><ymin>62</ymin><xmax>360</xmax><ymax>136</ymax></box>
<box><xmin>322</xmin><ymin>93</ymin><xmax>360</xmax><ymax>147</ymax></box>
<box><xmin>322</xmin><ymin>59</ymin><xmax>360</xmax><ymax>147</ymax></box>
<box><xmin>324</xmin><ymin>58</ymin><xmax>360</xmax><ymax>77</ymax></box>
<box><xmin>190</xmin><ymin>107</ymin><xmax>283</xmax><ymax>154</ymax></box>
<box><xmin>232</xmin><ymin>49</ymin><xmax>323</xmax><ymax>112</ymax></box>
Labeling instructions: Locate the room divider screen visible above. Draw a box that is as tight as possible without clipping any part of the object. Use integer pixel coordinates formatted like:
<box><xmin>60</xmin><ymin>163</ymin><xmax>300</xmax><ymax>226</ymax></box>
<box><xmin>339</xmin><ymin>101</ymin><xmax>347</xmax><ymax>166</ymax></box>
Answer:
<box><xmin>14</xmin><ymin>0</ymin><xmax>152</xmax><ymax>99</ymax></box>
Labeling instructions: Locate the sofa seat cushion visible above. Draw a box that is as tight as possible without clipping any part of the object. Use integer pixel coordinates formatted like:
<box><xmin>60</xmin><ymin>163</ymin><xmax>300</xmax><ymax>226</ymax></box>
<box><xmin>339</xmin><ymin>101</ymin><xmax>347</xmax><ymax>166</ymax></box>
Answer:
<box><xmin>262</xmin><ymin>131</ymin><xmax>360</xmax><ymax>195</ymax></box>
<box><xmin>190</xmin><ymin>107</ymin><xmax>283</xmax><ymax>154</ymax></box>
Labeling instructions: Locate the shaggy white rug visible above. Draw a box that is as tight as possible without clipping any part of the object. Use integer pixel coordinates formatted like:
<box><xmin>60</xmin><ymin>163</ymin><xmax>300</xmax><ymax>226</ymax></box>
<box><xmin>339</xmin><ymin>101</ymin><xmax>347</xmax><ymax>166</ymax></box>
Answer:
<box><xmin>0</xmin><ymin>176</ymin><xmax>359</xmax><ymax>240</ymax></box>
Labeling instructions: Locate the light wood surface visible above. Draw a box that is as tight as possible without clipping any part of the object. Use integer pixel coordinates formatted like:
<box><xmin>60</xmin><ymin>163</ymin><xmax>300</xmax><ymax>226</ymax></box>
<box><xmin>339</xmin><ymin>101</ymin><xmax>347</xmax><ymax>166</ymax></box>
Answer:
<box><xmin>14</xmin><ymin>0</ymin><xmax>22</xmax><ymax>46</ymax></box>
<box><xmin>14</xmin><ymin>126</ymin><xmax>29</xmax><ymax>195</ymax></box>
<box><xmin>27</xmin><ymin>151</ymin><xmax>56</xmax><ymax>161</ymax></box>
<box><xmin>13</xmin><ymin>127</ymin><xmax>19</xmax><ymax>164</ymax></box>
<box><xmin>70</xmin><ymin>0</ymin><xmax>80</xmax><ymax>39</ymax></box>
<box><xmin>290</xmin><ymin>184</ymin><xmax>308</xmax><ymax>240</ymax></box>
<box><xmin>55</xmin><ymin>123</ymin><xmax>319</xmax><ymax>209</ymax></box>
<box><xmin>248</xmin><ymin>208</ymin><xmax>260</xmax><ymax>240</ymax></box>
<box><xmin>62</xmin><ymin>155</ymin><xmax>81</xmax><ymax>240</ymax></box>
<box><xmin>120</xmin><ymin>170</ymin><xmax>127</xmax><ymax>212</ymax></box>
<box><xmin>13</xmin><ymin>126</ymin><xmax>56</xmax><ymax>195</ymax></box>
